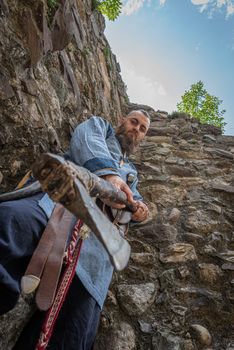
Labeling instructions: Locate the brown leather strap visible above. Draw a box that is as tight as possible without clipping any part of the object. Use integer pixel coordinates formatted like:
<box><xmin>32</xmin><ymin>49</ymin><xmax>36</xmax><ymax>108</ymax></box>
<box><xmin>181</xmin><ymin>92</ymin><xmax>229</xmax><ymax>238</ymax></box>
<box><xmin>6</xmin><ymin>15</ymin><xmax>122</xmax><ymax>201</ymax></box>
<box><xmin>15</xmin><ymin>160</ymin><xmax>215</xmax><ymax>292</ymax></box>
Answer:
<box><xmin>35</xmin><ymin>206</ymin><xmax>75</xmax><ymax>311</ymax></box>
<box><xmin>21</xmin><ymin>204</ymin><xmax>63</xmax><ymax>294</ymax></box>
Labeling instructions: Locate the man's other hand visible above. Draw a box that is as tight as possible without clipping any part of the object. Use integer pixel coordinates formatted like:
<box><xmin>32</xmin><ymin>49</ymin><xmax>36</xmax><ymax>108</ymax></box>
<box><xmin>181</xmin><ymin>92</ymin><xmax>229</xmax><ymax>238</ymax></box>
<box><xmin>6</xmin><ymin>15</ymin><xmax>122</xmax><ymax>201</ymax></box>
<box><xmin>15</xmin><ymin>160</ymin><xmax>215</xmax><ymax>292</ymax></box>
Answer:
<box><xmin>101</xmin><ymin>174</ymin><xmax>133</xmax><ymax>209</ymax></box>
<box><xmin>131</xmin><ymin>201</ymin><xmax>149</xmax><ymax>222</ymax></box>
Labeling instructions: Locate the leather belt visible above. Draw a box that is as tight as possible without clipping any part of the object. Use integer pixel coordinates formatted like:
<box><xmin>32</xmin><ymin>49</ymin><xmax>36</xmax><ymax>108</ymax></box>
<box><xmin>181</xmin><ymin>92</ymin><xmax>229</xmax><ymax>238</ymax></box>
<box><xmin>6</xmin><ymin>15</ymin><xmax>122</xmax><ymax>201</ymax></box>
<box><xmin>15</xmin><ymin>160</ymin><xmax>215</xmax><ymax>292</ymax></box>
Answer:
<box><xmin>21</xmin><ymin>203</ymin><xmax>75</xmax><ymax>311</ymax></box>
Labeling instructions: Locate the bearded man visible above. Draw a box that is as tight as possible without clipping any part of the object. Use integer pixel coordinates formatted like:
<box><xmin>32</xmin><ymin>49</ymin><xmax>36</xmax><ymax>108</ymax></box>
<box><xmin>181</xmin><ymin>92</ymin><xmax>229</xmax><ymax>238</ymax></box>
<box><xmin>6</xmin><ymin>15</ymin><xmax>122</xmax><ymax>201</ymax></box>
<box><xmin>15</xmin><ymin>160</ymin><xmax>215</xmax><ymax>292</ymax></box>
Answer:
<box><xmin>0</xmin><ymin>110</ymin><xmax>150</xmax><ymax>350</ymax></box>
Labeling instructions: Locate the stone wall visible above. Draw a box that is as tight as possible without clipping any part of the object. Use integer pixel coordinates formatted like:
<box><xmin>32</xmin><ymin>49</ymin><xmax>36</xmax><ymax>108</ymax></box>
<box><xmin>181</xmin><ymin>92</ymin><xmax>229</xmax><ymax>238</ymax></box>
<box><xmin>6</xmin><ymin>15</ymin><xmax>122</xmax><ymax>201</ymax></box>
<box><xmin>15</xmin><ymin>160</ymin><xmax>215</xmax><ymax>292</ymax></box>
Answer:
<box><xmin>94</xmin><ymin>111</ymin><xmax>234</xmax><ymax>350</ymax></box>
<box><xmin>0</xmin><ymin>1</ymin><xmax>234</xmax><ymax>349</ymax></box>
<box><xmin>0</xmin><ymin>0</ymin><xmax>128</xmax><ymax>190</ymax></box>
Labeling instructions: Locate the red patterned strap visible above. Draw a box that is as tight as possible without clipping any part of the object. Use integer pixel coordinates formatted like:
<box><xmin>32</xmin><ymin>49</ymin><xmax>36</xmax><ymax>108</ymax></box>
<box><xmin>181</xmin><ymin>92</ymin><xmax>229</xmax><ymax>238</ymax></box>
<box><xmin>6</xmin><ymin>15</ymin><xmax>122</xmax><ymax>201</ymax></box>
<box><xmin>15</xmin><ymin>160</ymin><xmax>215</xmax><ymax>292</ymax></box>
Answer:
<box><xmin>35</xmin><ymin>206</ymin><xmax>75</xmax><ymax>311</ymax></box>
<box><xmin>36</xmin><ymin>220</ymin><xmax>83</xmax><ymax>350</ymax></box>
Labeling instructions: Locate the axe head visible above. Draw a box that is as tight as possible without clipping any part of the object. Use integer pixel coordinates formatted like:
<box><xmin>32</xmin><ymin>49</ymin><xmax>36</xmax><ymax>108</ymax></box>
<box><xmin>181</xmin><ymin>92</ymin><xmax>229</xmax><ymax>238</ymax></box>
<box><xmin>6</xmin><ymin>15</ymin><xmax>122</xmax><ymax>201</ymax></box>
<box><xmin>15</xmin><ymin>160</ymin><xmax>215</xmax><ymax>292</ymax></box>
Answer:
<box><xmin>32</xmin><ymin>153</ymin><xmax>131</xmax><ymax>271</ymax></box>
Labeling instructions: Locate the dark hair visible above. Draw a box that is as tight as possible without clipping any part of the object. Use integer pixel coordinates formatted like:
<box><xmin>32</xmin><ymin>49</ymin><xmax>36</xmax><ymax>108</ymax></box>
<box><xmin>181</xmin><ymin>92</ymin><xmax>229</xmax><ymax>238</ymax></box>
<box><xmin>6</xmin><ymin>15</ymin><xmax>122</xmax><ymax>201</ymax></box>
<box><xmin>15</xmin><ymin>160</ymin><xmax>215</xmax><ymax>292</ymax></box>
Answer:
<box><xmin>127</xmin><ymin>109</ymin><xmax>151</xmax><ymax>121</ymax></box>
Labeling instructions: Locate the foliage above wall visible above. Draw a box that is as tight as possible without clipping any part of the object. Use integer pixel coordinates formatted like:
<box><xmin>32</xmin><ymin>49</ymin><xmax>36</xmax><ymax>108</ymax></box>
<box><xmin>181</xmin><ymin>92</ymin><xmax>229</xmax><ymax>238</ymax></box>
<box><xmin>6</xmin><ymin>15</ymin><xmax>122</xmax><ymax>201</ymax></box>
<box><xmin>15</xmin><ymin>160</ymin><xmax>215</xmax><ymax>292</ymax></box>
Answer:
<box><xmin>177</xmin><ymin>81</ymin><xmax>226</xmax><ymax>131</ymax></box>
<box><xmin>94</xmin><ymin>0</ymin><xmax>122</xmax><ymax>20</ymax></box>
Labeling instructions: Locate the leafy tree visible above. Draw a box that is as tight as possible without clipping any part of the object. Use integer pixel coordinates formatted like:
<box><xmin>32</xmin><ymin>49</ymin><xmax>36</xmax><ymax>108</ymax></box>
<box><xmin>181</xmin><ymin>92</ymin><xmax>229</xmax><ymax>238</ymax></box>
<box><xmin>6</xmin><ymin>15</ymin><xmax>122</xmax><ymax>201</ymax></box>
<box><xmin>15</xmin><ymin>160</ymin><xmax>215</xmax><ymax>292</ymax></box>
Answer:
<box><xmin>94</xmin><ymin>0</ymin><xmax>122</xmax><ymax>21</ymax></box>
<box><xmin>177</xmin><ymin>81</ymin><xmax>226</xmax><ymax>131</ymax></box>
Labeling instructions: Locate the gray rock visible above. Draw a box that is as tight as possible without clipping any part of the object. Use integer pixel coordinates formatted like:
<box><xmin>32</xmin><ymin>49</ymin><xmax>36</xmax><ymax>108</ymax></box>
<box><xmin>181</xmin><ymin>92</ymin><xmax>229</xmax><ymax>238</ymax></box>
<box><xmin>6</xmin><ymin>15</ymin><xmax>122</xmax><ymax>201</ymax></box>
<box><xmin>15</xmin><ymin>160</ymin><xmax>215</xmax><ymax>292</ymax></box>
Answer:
<box><xmin>175</xmin><ymin>286</ymin><xmax>222</xmax><ymax>303</ymax></box>
<box><xmin>216</xmin><ymin>251</ymin><xmax>234</xmax><ymax>263</ymax></box>
<box><xmin>210</xmin><ymin>183</ymin><xmax>234</xmax><ymax>194</ymax></box>
<box><xmin>186</xmin><ymin>211</ymin><xmax>219</xmax><ymax>235</ymax></box>
<box><xmin>182</xmin><ymin>232</ymin><xmax>205</xmax><ymax>247</ymax></box>
<box><xmin>139</xmin><ymin>223</ymin><xmax>178</xmax><ymax>247</ymax></box>
<box><xmin>221</xmin><ymin>263</ymin><xmax>234</xmax><ymax>270</ymax></box>
<box><xmin>152</xmin><ymin>328</ymin><xmax>183</xmax><ymax>350</ymax></box>
<box><xmin>189</xmin><ymin>324</ymin><xmax>212</xmax><ymax>346</ymax></box>
<box><xmin>159</xmin><ymin>269</ymin><xmax>177</xmax><ymax>290</ymax></box>
<box><xmin>203</xmin><ymin>134</ymin><xmax>216</xmax><ymax>142</ymax></box>
<box><xmin>131</xmin><ymin>252</ymin><xmax>155</xmax><ymax>266</ymax></box>
<box><xmin>182</xmin><ymin>339</ymin><xmax>195</xmax><ymax>350</ymax></box>
<box><xmin>117</xmin><ymin>283</ymin><xmax>157</xmax><ymax>316</ymax></box>
<box><xmin>167</xmin><ymin>165</ymin><xmax>195</xmax><ymax>177</ymax></box>
<box><xmin>171</xmin><ymin>304</ymin><xmax>188</xmax><ymax>316</ymax></box>
<box><xmin>145</xmin><ymin>136</ymin><xmax>172</xmax><ymax>144</ymax></box>
<box><xmin>138</xmin><ymin>320</ymin><xmax>152</xmax><ymax>333</ymax></box>
<box><xmin>207</xmin><ymin>202</ymin><xmax>222</xmax><ymax>214</ymax></box>
<box><xmin>155</xmin><ymin>147</ymin><xmax>172</xmax><ymax>156</ymax></box>
<box><xmin>177</xmin><ymin>266</ymin><xmax>190</xmax><ymax>279</ymax></box>
<box><xmin>94</xmin><ymin>322</ymin><xmax>136</xmax><ymax>350</ymax></box>
<box><xmin>169</xmin><ymin>208</ymin><xmax>181</xmax><ymax>224</ymax></box>
<box><xmin>159</xmin><ymin>243</ymin><xmax>197</xmax><ymax>264</ymax></box>
<box><xmin>165</xmin><ymin>156</ymin><xmax>180</xmax><ymax>164</ymax></box>
<box><xmin>0</xmin><ymin>296</ymin><xmax>35</xmax><ymax>349</ymax></box>
<box><xmin>148</xmin><ymin>126</ymin><xmax>179</xmax><ymax>136</ymax></box>
<box><xmin>213</xmin><ymin>148</ymin><xmax>234</xmax><ymax>159</ymax></box>
<box><xmin>198</xmin><ymin>263</ymin><xmax>223</xmax><ymax>284</ymax></box>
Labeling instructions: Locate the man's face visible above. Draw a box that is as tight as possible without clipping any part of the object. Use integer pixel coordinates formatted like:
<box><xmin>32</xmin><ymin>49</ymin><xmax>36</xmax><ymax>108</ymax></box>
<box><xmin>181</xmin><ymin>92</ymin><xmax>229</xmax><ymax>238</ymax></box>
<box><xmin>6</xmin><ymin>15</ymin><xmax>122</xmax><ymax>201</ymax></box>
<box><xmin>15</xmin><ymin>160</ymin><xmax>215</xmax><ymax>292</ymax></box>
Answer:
<box><xmin>115</xmin><ymin>112</ymin><xmax>150</xmax><ymax>155</ymax></box>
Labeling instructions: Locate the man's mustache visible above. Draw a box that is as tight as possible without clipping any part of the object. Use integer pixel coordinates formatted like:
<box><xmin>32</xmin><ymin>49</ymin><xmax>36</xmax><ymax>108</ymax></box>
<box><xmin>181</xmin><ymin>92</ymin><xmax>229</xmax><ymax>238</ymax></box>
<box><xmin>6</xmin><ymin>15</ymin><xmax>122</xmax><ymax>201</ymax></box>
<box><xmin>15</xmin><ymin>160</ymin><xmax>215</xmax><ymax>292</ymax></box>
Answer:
<box><xmin>115</xmin><ymin>128</ymin><xmax>140</xmax><ymax>155</ymax></box>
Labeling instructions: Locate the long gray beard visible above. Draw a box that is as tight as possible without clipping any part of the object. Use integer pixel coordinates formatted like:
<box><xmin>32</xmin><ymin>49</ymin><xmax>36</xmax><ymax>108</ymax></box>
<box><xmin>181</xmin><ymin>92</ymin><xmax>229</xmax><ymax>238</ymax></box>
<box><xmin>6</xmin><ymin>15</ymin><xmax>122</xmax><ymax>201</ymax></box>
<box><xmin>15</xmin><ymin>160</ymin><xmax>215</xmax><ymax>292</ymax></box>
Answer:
<box><xmin>115</xmin><ymin>126</ymin><xmax>140</xmax><ymax>156</ymax></box>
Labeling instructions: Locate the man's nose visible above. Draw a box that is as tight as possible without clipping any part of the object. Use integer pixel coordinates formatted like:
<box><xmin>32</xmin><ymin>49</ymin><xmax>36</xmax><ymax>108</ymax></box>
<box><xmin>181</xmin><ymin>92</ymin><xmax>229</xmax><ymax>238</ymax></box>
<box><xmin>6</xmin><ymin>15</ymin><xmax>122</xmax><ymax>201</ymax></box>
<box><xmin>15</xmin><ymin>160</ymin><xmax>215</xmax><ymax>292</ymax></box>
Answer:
<box><xmin>133</xmin><ymin>124</ymin><xmax>140</xmax><ymax>132</ymax></box>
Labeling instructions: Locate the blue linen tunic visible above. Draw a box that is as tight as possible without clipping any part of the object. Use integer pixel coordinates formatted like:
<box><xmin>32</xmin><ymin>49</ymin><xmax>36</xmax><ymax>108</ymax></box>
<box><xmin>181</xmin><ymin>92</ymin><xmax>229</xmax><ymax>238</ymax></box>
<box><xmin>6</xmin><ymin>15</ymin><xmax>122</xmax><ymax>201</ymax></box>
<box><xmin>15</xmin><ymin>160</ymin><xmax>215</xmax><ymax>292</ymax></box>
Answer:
<box><xmin>38</xmin><ymin>116</ymin><xmax>142</xmax><ymax>309</ymax></box>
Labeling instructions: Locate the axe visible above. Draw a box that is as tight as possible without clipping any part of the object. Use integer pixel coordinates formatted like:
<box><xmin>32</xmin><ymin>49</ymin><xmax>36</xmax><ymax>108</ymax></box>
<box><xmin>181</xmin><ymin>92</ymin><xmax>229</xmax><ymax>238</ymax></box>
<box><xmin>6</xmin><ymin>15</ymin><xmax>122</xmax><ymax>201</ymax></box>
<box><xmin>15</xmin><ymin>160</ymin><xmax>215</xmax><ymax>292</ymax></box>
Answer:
<box><xmin>31</xmin><ymin>153</ymin><xmax>137</xmax><ymax>272</ymax></box>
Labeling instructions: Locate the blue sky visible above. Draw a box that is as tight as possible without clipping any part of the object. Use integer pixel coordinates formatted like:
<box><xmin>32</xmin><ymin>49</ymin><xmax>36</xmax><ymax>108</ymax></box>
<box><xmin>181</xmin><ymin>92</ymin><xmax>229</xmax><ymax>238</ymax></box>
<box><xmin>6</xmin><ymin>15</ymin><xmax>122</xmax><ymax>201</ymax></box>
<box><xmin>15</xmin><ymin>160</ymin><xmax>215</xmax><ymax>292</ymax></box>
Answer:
<box><xmin>105</xmin><ymin>0</ymin><xmax>234</xmax><ymax>135</ymax></box>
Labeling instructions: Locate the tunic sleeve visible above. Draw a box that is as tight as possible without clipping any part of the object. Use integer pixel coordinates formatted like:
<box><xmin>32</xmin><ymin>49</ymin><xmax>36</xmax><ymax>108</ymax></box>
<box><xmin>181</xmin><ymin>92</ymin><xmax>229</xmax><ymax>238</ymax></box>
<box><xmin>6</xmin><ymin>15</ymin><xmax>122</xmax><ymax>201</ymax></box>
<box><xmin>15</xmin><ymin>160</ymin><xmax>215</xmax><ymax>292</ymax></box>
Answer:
<box><xmin>68</xmin><ymin>116</ymin><xmax>121</xmax><ymax>177</ymax></box>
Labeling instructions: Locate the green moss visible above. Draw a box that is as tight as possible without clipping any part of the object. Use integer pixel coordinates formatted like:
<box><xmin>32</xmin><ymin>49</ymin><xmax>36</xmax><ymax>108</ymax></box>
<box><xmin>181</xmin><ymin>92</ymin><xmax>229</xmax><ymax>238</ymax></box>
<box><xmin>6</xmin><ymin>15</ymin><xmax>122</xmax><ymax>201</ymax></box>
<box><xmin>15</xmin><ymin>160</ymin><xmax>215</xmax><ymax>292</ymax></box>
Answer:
<box><xmin>47</xmin><ymin>0</ymin><xmax>59</xmax><ymax>23</ymax></box>
<box><xmin>103</xmin><ymin>47</ymin><xmax>111</xmax><ymax>59</ymax></box>
<box><xmin>47</xmin><ymin>0</ymin><xmax>58</xmax><ymax>8</ymax></box>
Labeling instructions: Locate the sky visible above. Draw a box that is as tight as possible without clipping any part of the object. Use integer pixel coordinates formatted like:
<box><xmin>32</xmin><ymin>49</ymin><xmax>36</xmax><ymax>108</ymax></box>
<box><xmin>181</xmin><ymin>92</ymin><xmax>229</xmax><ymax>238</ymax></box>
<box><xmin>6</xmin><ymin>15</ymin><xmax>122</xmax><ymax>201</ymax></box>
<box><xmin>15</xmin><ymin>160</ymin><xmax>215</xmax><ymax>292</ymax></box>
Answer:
<box><xmin>105</xmin><ymin>0</ymin><xmax>234</xmax><ymax>135</ymax></box>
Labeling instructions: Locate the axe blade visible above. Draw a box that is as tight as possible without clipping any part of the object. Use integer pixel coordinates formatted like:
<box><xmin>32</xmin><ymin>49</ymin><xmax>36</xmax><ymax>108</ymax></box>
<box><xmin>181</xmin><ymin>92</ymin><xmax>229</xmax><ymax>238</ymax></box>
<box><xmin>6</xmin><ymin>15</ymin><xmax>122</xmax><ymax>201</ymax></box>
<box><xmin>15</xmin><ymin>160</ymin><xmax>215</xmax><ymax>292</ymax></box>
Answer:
<box><xmin>32</xmin><ymin>154</ymin><xmax>131</xmax><ymax>271</ymax></box>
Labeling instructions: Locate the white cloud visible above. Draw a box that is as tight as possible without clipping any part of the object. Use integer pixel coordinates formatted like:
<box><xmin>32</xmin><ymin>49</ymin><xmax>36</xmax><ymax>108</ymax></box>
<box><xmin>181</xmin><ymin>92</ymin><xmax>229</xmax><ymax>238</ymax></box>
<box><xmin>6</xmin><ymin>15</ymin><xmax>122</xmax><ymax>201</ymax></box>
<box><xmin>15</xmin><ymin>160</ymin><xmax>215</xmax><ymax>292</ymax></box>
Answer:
<box><xmin>199</xmin><ymin>4</ymin><xmax>208</xmax><ymax>12</ymax></box>
<box><xmin>191</xmin><ymin>0</ymin><xmax>209</xmax><ymax>4</ymax></box>
<box><xmin>226</xmin><ymin>2</ymin><xmax>234</xmax><ymax>16</ymax></box>
<box><xmin>120</xmin><ymin>63</ymin><xmax>167</xmax><ymax>109</ymax></box>
<box><xmin>122</xmin><ymin>0</ymin><xmax>147</xmax><ymax>15</ymax></box>
<box><xmin>121</xmin><ymin>0</ymin><xmax>234</xmax><ymax>18</ymax></box>
<box><xmin>217</xmin><ymin>0</ymin><xmax>226</xmax><ymax>7</ymax></box>
<box><xmin>190</xmin><ymin>0</ymin><xmax>234</xmax><ymax>17</ymax></box>
<box><xmin>155</xmin><ymin>0</ymin><xmax>234</xmax><ymax>18</ymax></box>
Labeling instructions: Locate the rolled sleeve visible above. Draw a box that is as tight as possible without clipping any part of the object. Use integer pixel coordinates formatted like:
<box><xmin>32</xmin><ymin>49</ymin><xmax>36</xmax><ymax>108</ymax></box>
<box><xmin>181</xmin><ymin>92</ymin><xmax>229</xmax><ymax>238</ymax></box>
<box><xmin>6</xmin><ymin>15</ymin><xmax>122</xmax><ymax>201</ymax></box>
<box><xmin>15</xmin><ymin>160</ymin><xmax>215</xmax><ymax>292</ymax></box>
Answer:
<box><xmin>68</xmin><ymin>116</ymin><xmax>120</xmax><ymax>177</ymax></box>
<box><xmin>83</xmin><ymin>158</ymin><xmax>119</xmax><ymax>176</ymax></box>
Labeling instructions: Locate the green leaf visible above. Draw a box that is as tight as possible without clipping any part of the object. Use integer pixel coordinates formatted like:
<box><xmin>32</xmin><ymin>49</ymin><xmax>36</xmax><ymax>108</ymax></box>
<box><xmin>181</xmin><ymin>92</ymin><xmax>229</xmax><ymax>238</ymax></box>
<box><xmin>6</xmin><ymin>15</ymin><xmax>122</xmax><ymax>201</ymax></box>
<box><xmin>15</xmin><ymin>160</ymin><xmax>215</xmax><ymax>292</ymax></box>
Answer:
<box><xmin>96</xmin><ymin>0</ymin><xmax>122</xmax><ymax>20</ymax></box>
<box><xmin>177</xmin><ymin>81</ymin><xmax>226</xmax><ymax>132</ymax></box>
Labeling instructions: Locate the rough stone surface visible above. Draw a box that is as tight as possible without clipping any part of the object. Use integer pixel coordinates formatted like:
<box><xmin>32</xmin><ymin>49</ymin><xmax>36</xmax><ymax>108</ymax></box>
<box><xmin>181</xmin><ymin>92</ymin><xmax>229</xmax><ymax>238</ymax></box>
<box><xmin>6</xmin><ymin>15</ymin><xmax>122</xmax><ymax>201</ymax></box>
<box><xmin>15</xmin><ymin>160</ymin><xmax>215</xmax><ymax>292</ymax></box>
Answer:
<box><xmin>189</xmin><ymin>324</ymin><xmax>212</xmax><ymax>346</ymax></box>
<box><xmin>198</xmin><ymin>263</ymin><xmax>223</xmax><ymax>284</ymax></box>
<box><xmin>159</xmin><ymin>243</ymin><xmax>198</xmax><ymax>263</ymax></box>
<box><xmin>0</xmin><ymin>0</ymin><xmax>234</xmax><ymax>349</ymax></box>
<box><xmin>152</xmin><ymin>328</ymin><xmax>183</xmax><ymax>350</ymax></box>
<box><xmin>168</xmin><ymin>208</ymin><xmax>181</xmax><ymax>224</ymax></box>
<box><xmin>117</xmin><ymin>283</ymin><xmax>157</xmax><ymax>316</ymax></box>
<box><xmin>94</xmin><ymin>322</ymin><xmax>136</xmax><ymax>350</ymax></box>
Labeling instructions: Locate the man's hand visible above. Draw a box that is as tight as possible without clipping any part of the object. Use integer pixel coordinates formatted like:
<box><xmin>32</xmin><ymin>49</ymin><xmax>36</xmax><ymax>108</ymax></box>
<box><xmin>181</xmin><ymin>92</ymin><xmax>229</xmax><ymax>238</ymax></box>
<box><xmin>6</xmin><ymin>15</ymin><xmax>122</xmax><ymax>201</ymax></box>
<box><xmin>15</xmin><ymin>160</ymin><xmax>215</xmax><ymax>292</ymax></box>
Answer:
<box><xmin>101</xmin><ymin>175</ymin><xmax>149</xmax><ymax>222</ymax></box>
<box><xmin>101</xmin><ymin>174</ymin><xmax>134</xmax><ymax>209</ymax></box>
<box><xmin>131</xmin><ymin>201</ymin><xmax>149</xmax><ymax>222</ymax></box>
